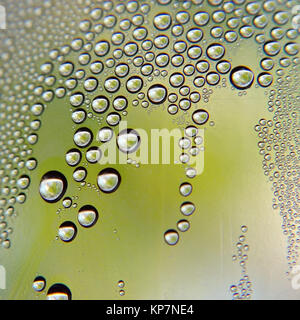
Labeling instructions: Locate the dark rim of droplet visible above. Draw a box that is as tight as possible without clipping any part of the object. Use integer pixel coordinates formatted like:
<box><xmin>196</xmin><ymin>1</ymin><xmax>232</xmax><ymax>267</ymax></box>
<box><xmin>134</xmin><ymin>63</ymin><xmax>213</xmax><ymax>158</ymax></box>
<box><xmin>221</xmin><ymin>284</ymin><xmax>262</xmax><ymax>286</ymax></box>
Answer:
<box><xmin>47</xmin><ymin>283</ymin><xmax>72</xmax><ymax>300</ymax></box>
<box><xmin>73</xmin><ymin>166</ymin><xmax>87</xmax><ymax>182</ymax></box>
<box><xmin>147</xmin><ymin>84</ymin><xmax>167</xmax><ymax>104</ymax></box>
<box><xmin>78</xmin><ymin>205</ymin><xmax>99</xmax><ymax>228</ymax></box>
<box><xmin>164</xmin><ymin>229</ymin><xmax>179</xmax><ymax>245</ymax></box>
<box><xmin>117</xmin><ymin>129</ymin><xmax>141</xmax><ymax>153</ymax></box>
<box><xmin>39</xmin><ymin>171</ymin><xmax>67</xmax><ymax>203</ymax></box>
<box><xmin>206</xmin><ymin>43</ymin><xmax>225</xmax><ymax>60</ymax></box>
<box><xmin>66</xmin><ymin>148</ymin><xmax>82</xmax><ymax>167</ymax></box>
<box><xmin>33</xmin><ymin>276</ymin><xmax>46</xmax><ymax>292</ymax></box>
<box><xmin>97</xmin><ymin>168</ymin><xmax>121</xmax><ymax>194</ymax></box>
<box><xmin>73</xmin><ymin>127</ymin><xmax>93</xmax><ymax>148</ymax></box>
<box><xmin>229</xmin><ymin>66</ymin><xmax>254</xmax><ymax>90</ymax></box>
<box><xmin>59</xmin><ymin>221</ymin><xmax>77</xmax><ymax>242</ymax></box>
<box><xmin>192</xmin><ymin>109</ymin><xmax>209</xmax><ymax>125</ymax></box>
<box><xmin>257</xmin><ymin>72</ymin><xmax>273</xmax><ymax>87</ymax></box>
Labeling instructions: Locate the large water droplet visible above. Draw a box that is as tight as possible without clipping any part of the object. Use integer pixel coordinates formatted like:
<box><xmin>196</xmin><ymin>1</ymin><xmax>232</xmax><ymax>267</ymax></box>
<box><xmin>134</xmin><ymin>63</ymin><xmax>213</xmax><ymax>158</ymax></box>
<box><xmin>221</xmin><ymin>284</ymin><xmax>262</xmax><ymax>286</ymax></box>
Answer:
<box><xmin>147</xmin><ymin>84</ymin><xmax>167</xmax><ymax>104</ymax></box>
<box><xmin>78</xmin><ymin>205</ymin><xmax>98</xmax><ymax>228</ymax></box>
<box><xmin>229</xmin><ymin>66</ymin><xmax>254</xmax><ymax>90</ymax></box>
<box><xmin>39</xmin><ymin>171</ymin><xmax>67</xmax><ymax>203</ymax></box>
<box><xmin>192</xmin><ymin>109</ymin><xmax>209</xmax><ymax>125</ymax></box>
<box><xmin>97</xmin><ymin>168</ymin><xmax>121</xmax><ymax>193</ymax></box>
<box><xmin>73</xmin><ymin>128</ymin><xmax>93</xmax><ymax>148</ymax></box>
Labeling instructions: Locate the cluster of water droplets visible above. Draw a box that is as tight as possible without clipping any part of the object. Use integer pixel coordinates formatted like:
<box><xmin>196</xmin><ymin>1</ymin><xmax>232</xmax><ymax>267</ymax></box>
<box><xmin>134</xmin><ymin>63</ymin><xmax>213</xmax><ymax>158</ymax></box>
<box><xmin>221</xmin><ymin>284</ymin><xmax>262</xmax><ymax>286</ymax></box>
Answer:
<box><xmin>230</xmin><ymin>225</ymin><xmax>252</xmax><ymax>300</ymax></box>
<box><xmin>255</xmin><ymin>58</ymin><xmax>299</xmax><ymax>273</ymax></box>
<box><xmin>0</xmin><ymin>0</ymin><xmax>298</xmax><ymax>300</ymax></box>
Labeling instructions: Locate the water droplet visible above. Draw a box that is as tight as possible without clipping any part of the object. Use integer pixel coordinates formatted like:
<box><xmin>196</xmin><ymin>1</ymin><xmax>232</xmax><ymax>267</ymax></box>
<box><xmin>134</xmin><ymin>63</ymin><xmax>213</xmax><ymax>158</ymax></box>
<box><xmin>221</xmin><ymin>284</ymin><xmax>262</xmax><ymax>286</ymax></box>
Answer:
<box><xmin>147</xmin><ymin>84</ymin><xmax>167</xmax><ymax>104</ymax></box>
<box><xmin>192</xmin><ymin>109</ymin><xmax>209</xmax><ymax>125</ymax></box>
<box><xmin>164</xmin><ymin>229</ymin><xmax>179</xmax><ymax>246</ymax></box>
<box><xmin>126</xmin><ymin>76</ymin><xmax>143</xmax><ymax>93</ymax></box>
<box><xmin>73</xmin><ymin>167</ymin><xmax>87</xmax><ymax>182</ymax></box>
<box><xmin>58</xmin><ymin>221</ymin><xmax>77</xmax><ymax>242</ymax></box>
<box><xmin>230</xmin><ymin>66</ymin><xmax>254</xmax><ymax>90</ymax></box>
<box><xmin>33</xmin><ymin>276</ymin><xmax>46</xmax><ymax>292</ymax></box>
<box><xmin>86</xmin><ymin>147</ymin><xmax>102</xmax><ymax>163</ymax></box>
<box><xmin>179</xmin><ymin>182</ymin><xmax>193</xmax><ymax>196</ymax></box>
<box><xmin>92</xmin><ymin>96</ymin><xmax>109</xmax><ymax>113</ymax></box>
<box><xmin>180</xmin><ymin>202</ymin><xmax>196</xmax><ymax>216</ymax></box>
<box><xmin>104</xmin><ymin>77</ymin><xmax>120</xmax><ymax>93</ymax></box>
<box><xmin>97</xmin><ymin>168</ymin><xmax>121</xmax><ymax>193</ymax></box>
<box><xmin>78</xmin><ymin>205</ymin><xmax>98</xmax><ymax>228</ymax></box>
<box><xmin>177</xmin><ymin>220</ymin><xmax>190</xmax><ymax>232</ymax></box>
<box><xmin>257</xmin><ymin>72</ymin><xmax>273</xmax><ymax>87</ymax></box>
<box><xmin>65</xmin><ymin>149</ymin><xmax>82</xmax><ymax>167</ymax></box>
<box><xmin>206</xmin><ymin>43</ymin><xmax>225</xmax><ymax>60</ymax></box>
<box><xmin>153</xmin><ymin>13</ymin><xmax>172</xmax><ymax>30</ymax></box>
<box><xmin>117</xmin><ymin>129</ymin><xmax>141</xmax><ymax>153</ymax></box>
<box><xmin>39</xmin><ymin>171</ymin><xmax>67</xmax><ymax>203</ymax></box>
<box><xmin>47</xmin><ymin>283</ymin><xmax>72</xmax><ymax>300</ymax></box>
<box><xmin>98</xmin><ymin>127</ymin><xmax>114</xmax><ymax>143</ymax></box>
<box><xmin>73</xmin><ymin>128</ymin><xmax>93</xmax><ymax>148</ymax></box>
